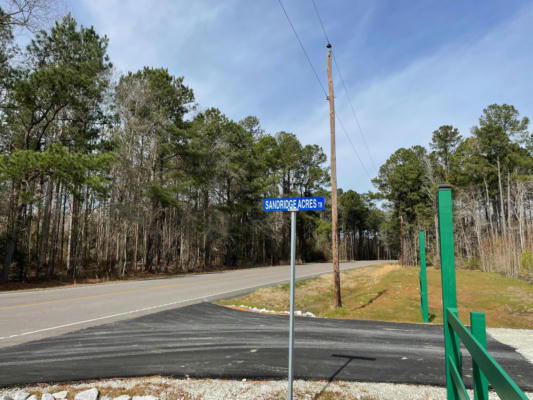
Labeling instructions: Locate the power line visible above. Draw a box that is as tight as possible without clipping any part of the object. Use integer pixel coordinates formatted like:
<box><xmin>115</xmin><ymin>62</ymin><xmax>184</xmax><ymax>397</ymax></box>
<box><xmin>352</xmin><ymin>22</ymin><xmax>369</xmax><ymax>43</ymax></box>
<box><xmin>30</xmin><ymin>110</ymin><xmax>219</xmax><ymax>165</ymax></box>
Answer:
<box><xmin>332</xmin><ymin>52</ymin><xmax>377</xmax><ymax>169</ymax></box>
<box><xmin>277</xmin><ymin>0</ymin><xmax>371</xmax><ymax>179</ymax></box>
<box><xmin>335</xmin><ymin>113</ymin><xmax>372</xmax><ymax>180</ymax></box>
<box><xmin>311</xmin><ymin>0</ymin><xmax>377</xmax><ymax>170</ymax></box>
<box><xmin>311</xmin><ymin>0</ymin><xmax>330</xmax><ymax>45</ymax></box>
<box><xmin>277</xmin><ymin>0</ymin><xmax>328</xmax><ymax>98</ymax></box>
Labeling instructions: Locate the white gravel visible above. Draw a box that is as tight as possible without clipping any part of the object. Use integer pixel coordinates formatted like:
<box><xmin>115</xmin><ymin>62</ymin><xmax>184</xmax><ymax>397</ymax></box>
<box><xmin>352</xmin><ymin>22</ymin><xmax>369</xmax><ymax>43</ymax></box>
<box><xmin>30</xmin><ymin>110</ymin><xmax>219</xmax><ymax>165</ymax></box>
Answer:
<box><xmin>488</xmin><ymin>327</ymin><xmax>533</xmax><ymax>364</ymax></box>
<box><xmin>1</xmin><ymin>376</ymin><xmax>532</xmax><ymax>400</ymax></box>
<box><xmin>236</xmin><ymin>305</ymin><xmax>316</xmax><ymax>317</ymax></box>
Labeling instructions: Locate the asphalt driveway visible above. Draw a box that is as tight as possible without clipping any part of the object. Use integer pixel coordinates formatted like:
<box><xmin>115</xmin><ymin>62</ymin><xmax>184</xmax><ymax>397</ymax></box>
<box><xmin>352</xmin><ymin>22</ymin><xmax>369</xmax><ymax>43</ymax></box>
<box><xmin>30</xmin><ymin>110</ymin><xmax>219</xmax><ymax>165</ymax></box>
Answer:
<box><xmin>0</xmin><ymin>303</ymin><xmax>531</xmax><ymax>390</ymax></box>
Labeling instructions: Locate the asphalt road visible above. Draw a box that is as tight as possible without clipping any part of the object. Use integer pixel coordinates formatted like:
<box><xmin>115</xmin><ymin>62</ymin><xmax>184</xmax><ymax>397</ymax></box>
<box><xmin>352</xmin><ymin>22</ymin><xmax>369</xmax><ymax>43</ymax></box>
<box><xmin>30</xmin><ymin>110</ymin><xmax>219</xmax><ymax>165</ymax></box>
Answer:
<box><xmin>0</xmin><ymin>260</ymin><xmax>389</xmax><ymax>348</ymax></box>
<box><xmin>0</xmin><ymin>303</ymin><xmax>531</xmax><ymax>390</ymax></box>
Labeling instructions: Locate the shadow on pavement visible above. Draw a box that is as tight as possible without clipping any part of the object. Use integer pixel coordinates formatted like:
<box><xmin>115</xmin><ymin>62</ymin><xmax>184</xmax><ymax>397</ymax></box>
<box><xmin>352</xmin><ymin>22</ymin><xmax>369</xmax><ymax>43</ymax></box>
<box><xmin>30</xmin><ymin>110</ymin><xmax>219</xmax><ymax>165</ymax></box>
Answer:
<box><xmin>314</xmin><ymin>354</ymin><xmax>377</xmax><ymax>399</ymax></box>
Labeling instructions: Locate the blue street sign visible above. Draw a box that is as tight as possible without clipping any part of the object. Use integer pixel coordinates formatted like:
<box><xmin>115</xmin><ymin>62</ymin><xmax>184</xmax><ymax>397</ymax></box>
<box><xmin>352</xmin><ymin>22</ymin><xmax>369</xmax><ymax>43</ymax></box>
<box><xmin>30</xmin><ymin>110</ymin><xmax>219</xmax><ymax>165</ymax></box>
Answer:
<box><xmin>263</xmin><ymin>196</ymin><xmax>325</xmax><ymax>212</ymax></box>
<box><xmin>263</xmin><ymin>196</ymin><xmax>324</xmax><ymax>400</ymax></box>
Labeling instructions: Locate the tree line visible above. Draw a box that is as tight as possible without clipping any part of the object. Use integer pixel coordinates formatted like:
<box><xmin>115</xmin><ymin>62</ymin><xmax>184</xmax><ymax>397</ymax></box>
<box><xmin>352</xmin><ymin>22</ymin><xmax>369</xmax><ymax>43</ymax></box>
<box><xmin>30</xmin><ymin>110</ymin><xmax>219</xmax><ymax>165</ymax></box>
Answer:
<box><xmin>0</xmin><ymin>12</ymin><xmax>387</xmax><ymax>283</ymax></box>
<box><xmin>374</xmin><ymin>104</ymin><xmax>533</xmax><ymax>280</ymax></box>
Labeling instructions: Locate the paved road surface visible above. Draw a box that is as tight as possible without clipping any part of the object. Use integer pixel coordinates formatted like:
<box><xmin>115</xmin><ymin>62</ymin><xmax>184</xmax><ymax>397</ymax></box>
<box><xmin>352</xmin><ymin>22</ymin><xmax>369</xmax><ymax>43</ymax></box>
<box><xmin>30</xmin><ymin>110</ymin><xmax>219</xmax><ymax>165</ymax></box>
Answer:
<box><xmin>0</xmin><ymin>303</ymin><xmax>531</xmax><ymax>390</ymax></box>
<box><xmin>0</xmin><ymin>260</ymin><xmax>389</xmax><ymax>348</ymax></box>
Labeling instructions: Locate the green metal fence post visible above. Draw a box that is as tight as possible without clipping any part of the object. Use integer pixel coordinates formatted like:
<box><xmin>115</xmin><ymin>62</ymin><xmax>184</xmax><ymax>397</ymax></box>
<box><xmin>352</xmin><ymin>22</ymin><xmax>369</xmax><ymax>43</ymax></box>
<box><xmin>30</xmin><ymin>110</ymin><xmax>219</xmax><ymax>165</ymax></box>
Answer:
<box><xmin>438</xmin><ymin>184</ymin><xmax>461</xmax><ymax>400</ymax></box>
<box><xmin>448</xmin><ymin>308</ymin><xmax>528</xmax><ymax>400</ymax></box>
<box><xmin>419</xmin><ymin>231</ymin><xmax>429</xmax><ymax>323</ymax></box>
<box><xmin>447</xmin><ymin>307</ymin><xmax>464</xmax><ymax>400</ymax></box>
<box><xmin>471</xmin><ymin>312</ymin><xmax>488</xmax><ymax>400</ymax></box>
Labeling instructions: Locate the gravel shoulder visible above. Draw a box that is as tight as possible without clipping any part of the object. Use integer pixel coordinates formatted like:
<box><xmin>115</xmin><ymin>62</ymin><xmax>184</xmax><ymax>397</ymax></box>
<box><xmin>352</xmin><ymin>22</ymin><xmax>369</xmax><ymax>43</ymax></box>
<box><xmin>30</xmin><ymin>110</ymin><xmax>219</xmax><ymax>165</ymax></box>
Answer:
<box><xmin>1</xmin><ymin>376</ymin><xmax>532</xmax><ymax>400</ymax></box>
<box><xmin>488</xmin><ymin>328</ymin><xmax>533</xmax><ymax>363</ymax></box>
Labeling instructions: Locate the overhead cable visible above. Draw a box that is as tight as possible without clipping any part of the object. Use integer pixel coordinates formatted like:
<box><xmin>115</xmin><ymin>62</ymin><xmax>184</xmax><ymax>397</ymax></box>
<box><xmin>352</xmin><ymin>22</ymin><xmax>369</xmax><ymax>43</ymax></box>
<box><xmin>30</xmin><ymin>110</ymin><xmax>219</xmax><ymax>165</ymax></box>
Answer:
<box><xmin>332</xmin><ymin>52</ymin><xmax>377</xmax><ymax>169</ymax></box>
<box><xmin>336</xmin><ymin>114</ymin><xmax>372</xmax><ymax>180</ymax></box>
<box><xmin>277</xmin><ymin>0</ymin><xmax>371</xmax><ymax>179</ymax></box>
<box><xmin>311</xmin><ymin>0</ymin><xmax>330</xmax><ymax>45</ymax></box>
<box><xmin>277</xmin><ymin>0</ymin><xmax>328</xmax><ymax>98</ymax></box>
<box><xmin>311</xmin><ymin>0</ymin><xmax>377</xmax><ymax>170</ymax></box>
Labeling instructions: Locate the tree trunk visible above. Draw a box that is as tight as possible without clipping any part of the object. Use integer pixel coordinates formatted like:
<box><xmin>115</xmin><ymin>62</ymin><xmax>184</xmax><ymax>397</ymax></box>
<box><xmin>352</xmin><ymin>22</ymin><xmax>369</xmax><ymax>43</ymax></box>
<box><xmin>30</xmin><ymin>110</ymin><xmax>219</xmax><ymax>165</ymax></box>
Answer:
<box><xmin>59</xmin><ymin>189</ymin><xmax>67</xmax><ymax>270</ymax></box>
<box><xmin>133</xmin><ymin>222</ymin><xmax>139</xmax><ymax>273</ymax></box>
<box><xmin>497</xmin><ymin>157</ymin><xmax>506</xmax><ymax>237</ymax></box>
<box><xmin>67</xmin><ymin>193</ymin><xmax>80</xmax><ymax>279</ymax></box>
<box><xmin>203</xmin><ymin>190</ymin><xmax>209</xmax><ymax>269</ymax></box>
<box><xmin>434</xmin><ymin>214</ymin><xmax>440</xmax><ymax>267</ymax></box>
<box><xmin>121</xmin><ymin>222</ymin><xmax>128</xmax><ymax>277</ymax></box>
<box><xmin>517</xmin><ymin>181</ymin><xmax>525</xmax><ymax>250</ymax></box>
<box><xmin>1</xmin><ymin>191</ymin><xmax>24</xmax><ymax>283</ymax></box>
<box><xmin>24</xmin><ymin>202</ymin><xmax>32</xmax><ymax>280</ymax></box>
<box><xmin>37</xmin><ymin>181</ymin><xmax>54</xmax><ymax>278</ymax></box>
<box><xmin>484</xmin><ymin>177</ymin><xmax>495</xmax><ymax>238</ymax></box>
<box><xmin>81</xmin><ymin>186</ymin><xmax>91</xmax><ymax>265</ymax></box>
<box><xmin>507</xmin><ymin>171</ymin><xmax>511</xmax><ymax>234</ymax></box>
<box><xmin>47</xmin><ymin>183</ymin><xmax>62</xmax><ymax>278</ymax></box>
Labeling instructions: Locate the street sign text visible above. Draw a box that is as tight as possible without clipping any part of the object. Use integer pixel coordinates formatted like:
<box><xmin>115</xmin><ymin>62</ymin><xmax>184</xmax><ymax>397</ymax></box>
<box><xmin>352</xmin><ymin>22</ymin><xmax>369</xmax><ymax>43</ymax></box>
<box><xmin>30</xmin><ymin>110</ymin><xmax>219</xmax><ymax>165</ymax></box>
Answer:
<box><xmin>263</xmin><ymin>196</ymin><xmax>325</xmax><ymax>212</ymax></box>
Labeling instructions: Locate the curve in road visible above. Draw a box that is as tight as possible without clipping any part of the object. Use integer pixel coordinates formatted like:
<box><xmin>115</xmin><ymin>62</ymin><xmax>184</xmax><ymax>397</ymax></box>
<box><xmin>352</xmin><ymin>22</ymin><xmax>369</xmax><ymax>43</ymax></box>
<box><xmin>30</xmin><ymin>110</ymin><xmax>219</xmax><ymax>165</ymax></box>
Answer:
<box><xmin>0</xmin><ymin>260</ymin><xmax>390</xmax><ymax>348</ymax></box>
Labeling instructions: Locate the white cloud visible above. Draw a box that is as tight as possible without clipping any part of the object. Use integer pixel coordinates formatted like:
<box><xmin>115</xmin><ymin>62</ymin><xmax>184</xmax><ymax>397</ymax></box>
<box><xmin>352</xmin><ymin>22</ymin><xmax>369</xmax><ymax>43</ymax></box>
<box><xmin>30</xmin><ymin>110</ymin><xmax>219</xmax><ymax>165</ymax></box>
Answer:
<box><xmin>69</xmin><ymin>1</ymin><xmax>533</xmax><ymax>193</ymax></box>
<box><xmin>286</xmin><ymin>3</ymin><xmax>533</xmax><ymax>191</ymax></box>
<box><xmin>77</xmin><ymin>0</ymin><xmax>226</xmax><ymax>73</ymax></box>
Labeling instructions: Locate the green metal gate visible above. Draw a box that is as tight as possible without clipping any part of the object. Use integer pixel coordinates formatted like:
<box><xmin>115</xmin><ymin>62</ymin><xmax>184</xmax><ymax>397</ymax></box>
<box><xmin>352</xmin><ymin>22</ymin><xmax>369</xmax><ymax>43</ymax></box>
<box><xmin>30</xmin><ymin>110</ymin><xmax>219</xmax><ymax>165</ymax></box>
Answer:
<box><xmin>437</xmin><ymin>184</ymin><xmax>528</xmax><ymax>400</ymax></box>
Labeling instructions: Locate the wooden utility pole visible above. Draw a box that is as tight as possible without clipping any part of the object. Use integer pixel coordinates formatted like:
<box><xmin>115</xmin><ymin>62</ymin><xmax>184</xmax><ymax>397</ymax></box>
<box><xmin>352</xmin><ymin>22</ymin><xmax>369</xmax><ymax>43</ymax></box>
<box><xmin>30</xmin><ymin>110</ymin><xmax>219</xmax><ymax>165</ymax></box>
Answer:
<box><xmin>327</xmin><ymin>43</ymin><xmax>341</xmax><ymax>308</ymax></box>
<box><xmin>400</xmin><ymin>215</ymin><xmax>405</xmax><ymax>266</ymax></box>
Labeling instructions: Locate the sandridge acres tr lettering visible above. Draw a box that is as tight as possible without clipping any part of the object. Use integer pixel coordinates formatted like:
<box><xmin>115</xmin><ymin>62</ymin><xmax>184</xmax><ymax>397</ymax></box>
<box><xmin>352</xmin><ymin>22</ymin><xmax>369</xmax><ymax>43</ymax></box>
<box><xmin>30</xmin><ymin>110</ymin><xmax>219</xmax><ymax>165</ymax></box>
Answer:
<box><xmin>296</xmin><ymin>198</ymin><xmax>317</xmax><ymax>209</ymax></box>
<box><xmin>269</xmin><ymin>199</ymin><xmax>297</xmax><ymax>210</ymax></box>
<box><xmin>264</xmin><ymin>198</ymin><xmax>322</xmax><ymax>210</ymax></box>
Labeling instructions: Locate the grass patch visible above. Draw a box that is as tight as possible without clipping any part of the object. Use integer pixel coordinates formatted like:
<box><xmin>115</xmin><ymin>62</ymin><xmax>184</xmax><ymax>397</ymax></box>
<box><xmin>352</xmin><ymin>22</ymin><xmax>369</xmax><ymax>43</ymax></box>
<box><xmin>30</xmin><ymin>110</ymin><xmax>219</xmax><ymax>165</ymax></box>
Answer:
<box><xmin>217</xmin><ymin>264</ymin><xmax>533</xmax><ymax>329</ymax></box>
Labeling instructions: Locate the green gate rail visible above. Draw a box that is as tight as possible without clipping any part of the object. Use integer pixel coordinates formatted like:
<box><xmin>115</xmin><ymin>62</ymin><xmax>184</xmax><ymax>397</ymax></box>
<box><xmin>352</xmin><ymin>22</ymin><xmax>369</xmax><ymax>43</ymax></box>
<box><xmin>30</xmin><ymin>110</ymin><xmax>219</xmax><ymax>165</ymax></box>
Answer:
<box><xmin>418</xmin><ymin>231</ymin><xmax>429</xmax><ymax>323</ymax></box>
<box><xmin>437</xmin><ymin>184</ymin><xmax>528</xmax><ymax>400</ymax></box>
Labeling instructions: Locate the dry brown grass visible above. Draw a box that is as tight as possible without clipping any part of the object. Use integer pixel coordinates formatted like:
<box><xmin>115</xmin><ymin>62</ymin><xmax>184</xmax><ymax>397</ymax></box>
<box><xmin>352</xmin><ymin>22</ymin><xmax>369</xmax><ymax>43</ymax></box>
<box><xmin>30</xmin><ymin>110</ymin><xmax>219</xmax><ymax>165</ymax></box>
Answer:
<box><xmin>218</xmin><ymin>264</ymin><xmax>533</xmax><ymax>328</ymax></box>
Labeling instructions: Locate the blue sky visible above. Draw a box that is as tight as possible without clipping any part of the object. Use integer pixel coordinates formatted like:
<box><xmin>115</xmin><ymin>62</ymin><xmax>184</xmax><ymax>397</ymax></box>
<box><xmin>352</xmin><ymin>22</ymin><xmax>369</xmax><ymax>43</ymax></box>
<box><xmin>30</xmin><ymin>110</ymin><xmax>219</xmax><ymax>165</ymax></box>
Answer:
<box><xmin>66</xmin><ymin>0</ymin><xmax>533</xmax><ymax>193</ymax></box>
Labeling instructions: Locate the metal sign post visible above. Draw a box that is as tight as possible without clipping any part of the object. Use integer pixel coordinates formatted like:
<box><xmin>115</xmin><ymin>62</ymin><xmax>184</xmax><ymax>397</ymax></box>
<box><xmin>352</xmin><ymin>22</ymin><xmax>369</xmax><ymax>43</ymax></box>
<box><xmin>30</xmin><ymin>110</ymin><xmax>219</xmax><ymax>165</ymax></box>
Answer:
<box><xmin>263</xmin><ymin>196</ymin><xmax>325</xmax><ymax>400</ymax></box>
<box><xmin>288</xmin><ymin>209</ymin><xmax>296</xmax><ymax>400</ymax></box>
